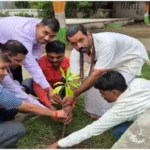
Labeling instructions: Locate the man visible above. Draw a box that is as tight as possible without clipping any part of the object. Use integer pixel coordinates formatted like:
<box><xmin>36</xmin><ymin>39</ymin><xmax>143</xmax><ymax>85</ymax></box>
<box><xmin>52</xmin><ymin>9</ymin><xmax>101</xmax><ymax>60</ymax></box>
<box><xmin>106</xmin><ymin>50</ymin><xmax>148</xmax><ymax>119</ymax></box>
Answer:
<box><xmin>0</xmin><ymin>51</ymin><xmax>67</xmax><ymax>148</ymax></box>
<box><xmin>23</xmin><ymin>40</ymin><xmax>73</xmax><ymax>123</ymax></box>
<box><xmin>54</xmin><ymin>24</ymin><xmax>150</xmax><ymax>118</ymax></box>
<box><xmin>33</xmin><ymin>40</ymin><xmax>70</xmax><ymax>108</ymax></box>
<box><xmin>0</xmin><ymin>16</ymin><xmax>60</xmax><ymax>99</ymax></box>
<box><xmin>0</xmin><ymin>40</ymin><xmax>46</xmax><ymax>107</ymax></box>
<box><xmin>48</xmin><ymin>71</ymin><xmax>150</xmax><ymax>148</ymax></box>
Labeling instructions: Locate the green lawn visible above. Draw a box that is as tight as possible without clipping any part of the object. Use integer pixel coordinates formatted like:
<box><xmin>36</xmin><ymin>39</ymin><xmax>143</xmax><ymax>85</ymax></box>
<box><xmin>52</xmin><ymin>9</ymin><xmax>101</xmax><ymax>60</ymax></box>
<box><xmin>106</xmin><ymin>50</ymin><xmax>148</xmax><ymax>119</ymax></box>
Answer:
<box><xmin>17</xmin><ymin>55</ymin><xmax>150</xmax><ymax>149</ymax></box>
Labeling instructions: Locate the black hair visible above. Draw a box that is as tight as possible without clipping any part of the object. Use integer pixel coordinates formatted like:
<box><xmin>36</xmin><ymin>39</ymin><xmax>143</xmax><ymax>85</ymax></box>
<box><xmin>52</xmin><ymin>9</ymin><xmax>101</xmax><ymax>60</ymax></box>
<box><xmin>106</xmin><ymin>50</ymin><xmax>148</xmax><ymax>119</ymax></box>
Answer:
<box><xmin>94</xmin><ymin>71</ymin><xmax>127</xmax><ymax>93</ymax></box>
<box><xmin>45</xmin><ymin>40</ymin><xmax>65</xmax><ymax>53</ymax></box>
<box><xmin>66</xmin><ymin>24</ymin><xmax>87</xmax><ymax>41</ymax></box>
<box><xmin>0</xmin><ymin>40</ymin><xmax>28</xmax><ymax>56</ymax></box>
<box><xmin>40</xmin><ymin>17</ymin><xmax>60</xmax><ymax>32</ymax></box>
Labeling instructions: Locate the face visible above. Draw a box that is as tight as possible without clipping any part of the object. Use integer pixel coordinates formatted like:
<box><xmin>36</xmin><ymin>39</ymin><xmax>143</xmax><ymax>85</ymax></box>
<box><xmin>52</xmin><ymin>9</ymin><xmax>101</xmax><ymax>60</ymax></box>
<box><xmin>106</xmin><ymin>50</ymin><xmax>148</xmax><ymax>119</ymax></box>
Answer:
<box><xmin>9</xmin><ymin>53</ymin><xmax>25</xmax><ymax>69</ymax></box>
<box><xmin>99</xmin><ymin>89</ymin><xmax>121</xmax><ymax>103</ymax></box>
<box><xmin>36</xmin><ymin>24</ymin><xmax>57</xmax><ymax>44</ymax></box>
<box><xmin>68</xmin><ymin>31</ymin><xmax>93</xmax><ymax>53</ymax></box>
<box><xmin>0</xmin><ymin>60</ymin><xmax>8</xmax><ymax>81</ymax></box>
<box><xmin>47</xmin><ymin>52</ymin><xmax>64</xmax><ymax>68</ymax></box>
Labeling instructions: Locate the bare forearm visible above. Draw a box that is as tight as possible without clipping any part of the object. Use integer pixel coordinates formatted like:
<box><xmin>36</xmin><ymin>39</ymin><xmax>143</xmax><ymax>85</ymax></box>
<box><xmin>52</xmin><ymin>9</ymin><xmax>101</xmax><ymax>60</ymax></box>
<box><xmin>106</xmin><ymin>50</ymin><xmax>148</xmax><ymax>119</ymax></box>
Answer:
<box><xmin>74</xmin><ymin>71</ymin><xmax>104</xmax><ymax>98</ymax></box>
<box><xmin>17</xmin><ymin>102</ymin><xmax>55</xmax><ymax>117</ymax></box>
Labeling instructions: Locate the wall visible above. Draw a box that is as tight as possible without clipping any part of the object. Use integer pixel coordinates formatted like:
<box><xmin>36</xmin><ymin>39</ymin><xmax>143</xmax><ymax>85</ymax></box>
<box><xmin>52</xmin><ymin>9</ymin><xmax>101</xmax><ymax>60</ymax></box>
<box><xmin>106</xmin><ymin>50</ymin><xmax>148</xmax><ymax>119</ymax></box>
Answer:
<box><xmin>76</xmin><ymin>9</ymin><xmax>112</xmax><ymax>18</ymax></box>
<box><xmin>0</xmin><ymin>9</ymin><xmax>39</xmax><ymax>17</ymax></box>
<box><xmin>112</xmin><ymin>2</ymin><xmax>146</xmax><ymax>20</ymax></box>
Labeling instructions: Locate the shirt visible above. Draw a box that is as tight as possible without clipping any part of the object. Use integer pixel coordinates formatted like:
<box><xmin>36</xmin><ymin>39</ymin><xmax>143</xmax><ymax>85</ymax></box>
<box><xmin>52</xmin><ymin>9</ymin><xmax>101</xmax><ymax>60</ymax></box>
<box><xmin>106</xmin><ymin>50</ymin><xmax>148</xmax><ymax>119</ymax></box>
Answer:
<box><xmin>70</xmin><ymin>32</ymin><xmax>150</xmax><ymax>76</ymax></box>
<box><xmin>0</xmin><ymin>16</ymin><xmax>50</xmax><ymax>89</ymax></box>
<box><xmin>0</xmin><ymin>84</ymin><xmax>22</xmax><ymax>110</ymax></box>
<box><xmin>1</xmin><ymin>71</ymin><xmax>45</xmax><ymax>108</ymax></box>
<box><xmin>58</xmin><ymin>78</ymin><xmax>150</xmax><ymax>147</ymax></box>
<box><xmin>33</xmin><ymin>55</ymin><xmax>70</xmax><ymax>107</ymax></box>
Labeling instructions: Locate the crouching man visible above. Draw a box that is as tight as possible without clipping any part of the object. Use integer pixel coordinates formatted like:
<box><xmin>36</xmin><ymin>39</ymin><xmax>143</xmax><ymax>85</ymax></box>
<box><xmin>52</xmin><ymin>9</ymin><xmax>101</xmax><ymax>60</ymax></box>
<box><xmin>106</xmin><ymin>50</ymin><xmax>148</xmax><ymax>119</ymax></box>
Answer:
<box><xmin>48</xmin><ymin>71</ymin><xmax>150</xmax><ymax>148</ymax></box>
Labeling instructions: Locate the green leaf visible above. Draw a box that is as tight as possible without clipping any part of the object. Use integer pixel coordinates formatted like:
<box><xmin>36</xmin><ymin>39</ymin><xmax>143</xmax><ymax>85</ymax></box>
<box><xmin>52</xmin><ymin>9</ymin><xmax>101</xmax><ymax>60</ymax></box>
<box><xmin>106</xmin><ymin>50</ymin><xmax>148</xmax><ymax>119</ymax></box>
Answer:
<box><xmin>68</xmin><ymin>73</ymin><xmax>80</xmax><ymax>81</ymax></box>
<box><xmin>68</xmin><ymin>76</ymin><xmax>80</xmax><ymax>81</ymax></box>
<box><xmin>53</xmin><ymin>82</ymin><xmax>64</xmax><ymax>87</ymax></box>
<box><xmin>68</xmin><ymin>81</ymin><xmax>80</xmax><ymax>88</ymax></box>
<box><xmin>60</xmin><ymin>67</ymin><xmax>66</xmax><ymax>79</ymax></box>
<box><xmin>68</xmin><ymin>88</ymin><xmax>74</xmax><ymax>97</ymax></box>
<box><xmin>65</xmin><ymin>86</ymin><xmax>74</xmax><ymax>97</ymax></box>
<box><xmin>53</xmin><ymin>85</ymin><xmax>64</xmax><ymax>94</ymax></box>
<box><xmin>66</xmin><ymin>67</ymin><xmax>71</xmax><ymax>79</ymax></box>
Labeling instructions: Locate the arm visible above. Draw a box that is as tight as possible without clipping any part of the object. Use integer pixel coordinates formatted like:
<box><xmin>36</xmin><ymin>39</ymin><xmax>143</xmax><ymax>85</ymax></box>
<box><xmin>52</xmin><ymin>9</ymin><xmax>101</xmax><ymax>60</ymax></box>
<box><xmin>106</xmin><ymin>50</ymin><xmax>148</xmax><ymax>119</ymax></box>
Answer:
<box><xmin>61</xmin><ymin>41</ymin><xmax>116</xmax><ymax>106</ymax></box>
<box><xmin>33</xmin><ymin>82</ymin><xmax>51</xmax><ymax>107</ymax></box>
<box><xmin>50</xmin><ymin>107</ymin><xmax>128</xmax><ymax>148</ymax></box>
<box><xmin>17</xmin><ymin>101</ymin><xmax>67</xmax><ymax>118</ymax></box>
<box><xmin>1</xmin><ymin>74</ymin><xmax>45</xmax><ymax>108</ymax></box>
<box><xmin>22</xmin><ymin>41</ymin><xmax>50</xmax><ymax>89</ymax></box>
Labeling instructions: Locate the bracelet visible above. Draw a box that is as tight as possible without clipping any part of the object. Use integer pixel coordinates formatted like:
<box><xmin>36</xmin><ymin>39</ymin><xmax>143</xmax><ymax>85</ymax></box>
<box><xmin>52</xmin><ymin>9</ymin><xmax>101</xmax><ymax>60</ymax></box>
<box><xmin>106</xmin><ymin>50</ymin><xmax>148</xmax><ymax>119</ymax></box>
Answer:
<box><xmin>54</xmin><ymin>111</ymin><xmax>58</xmax><ymax>118</ymax></box>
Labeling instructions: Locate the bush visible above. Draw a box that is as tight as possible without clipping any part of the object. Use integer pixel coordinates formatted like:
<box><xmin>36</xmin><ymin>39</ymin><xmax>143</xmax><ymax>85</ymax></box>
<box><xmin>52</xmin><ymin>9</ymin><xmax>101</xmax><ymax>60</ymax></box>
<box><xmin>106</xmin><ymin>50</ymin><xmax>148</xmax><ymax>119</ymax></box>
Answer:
<box><xmin>14</xmin><ymin>12</ymin><xmax>34</xmax><ymax>17</ymax></box>
<box><xmin>0</xmin><ymin>11</ymin><xmax>10</xmax><ymax>17</ymax></box>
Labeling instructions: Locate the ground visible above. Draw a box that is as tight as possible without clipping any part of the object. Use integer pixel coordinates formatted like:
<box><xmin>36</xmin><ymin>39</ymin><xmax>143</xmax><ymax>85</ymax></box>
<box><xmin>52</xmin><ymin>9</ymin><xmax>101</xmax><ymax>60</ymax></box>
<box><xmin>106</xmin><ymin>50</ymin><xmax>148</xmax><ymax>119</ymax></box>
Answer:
<box><xmin>16</xmin><ymin>23</ymin><xmax>150</xmax><ymax>148</ymax></box>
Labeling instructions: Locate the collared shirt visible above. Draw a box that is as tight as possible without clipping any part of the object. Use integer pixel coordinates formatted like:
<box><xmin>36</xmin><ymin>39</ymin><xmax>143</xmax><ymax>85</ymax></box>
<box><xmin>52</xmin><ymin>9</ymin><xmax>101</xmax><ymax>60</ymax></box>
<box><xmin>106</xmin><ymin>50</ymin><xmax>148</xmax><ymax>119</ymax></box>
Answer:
<box><xmin>58</xmin><ymin>78</ymin><xmax>150</xmax><ymax>147</ymax></box>
<box><xmin>70</xmin><ymin>32</ymin><xmax>150</xmax><ymax>76</ymax></box>
<box><xmin>33</xmin><ymin>55</ymin><xmax>70</xmax><ymax>107</ymax></box>
<box><xmin>0</xmin><ymin>16</ymin><xmax>50</xmax><ymax>89</ymax></box>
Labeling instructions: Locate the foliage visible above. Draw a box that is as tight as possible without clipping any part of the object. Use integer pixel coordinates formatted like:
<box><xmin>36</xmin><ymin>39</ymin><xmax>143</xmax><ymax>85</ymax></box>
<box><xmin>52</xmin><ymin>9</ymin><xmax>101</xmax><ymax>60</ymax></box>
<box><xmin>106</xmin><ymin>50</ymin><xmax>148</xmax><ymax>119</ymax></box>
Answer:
<box><xmin>15</xmin><ymin>1</ymin><xmax>30</xmax><ymax>8</ymax></box>
<box><xmin>29</xmin><ymin>1</ymin><xmax>54</xmax><ymax>18</ymax></box>
<box><xmin>53</xmin><ymin>67</ymin><xmax>80</xmax><ymax>98</ymax></box>
<box><xmin>0</xmin><ymin>11</ymin><xmax>10</xmax><ymax>17</ymax></box>
<box><xmin>14</xmin><ymin>12</ymin><xmax>34</xmax><ymax>17</ymax></box>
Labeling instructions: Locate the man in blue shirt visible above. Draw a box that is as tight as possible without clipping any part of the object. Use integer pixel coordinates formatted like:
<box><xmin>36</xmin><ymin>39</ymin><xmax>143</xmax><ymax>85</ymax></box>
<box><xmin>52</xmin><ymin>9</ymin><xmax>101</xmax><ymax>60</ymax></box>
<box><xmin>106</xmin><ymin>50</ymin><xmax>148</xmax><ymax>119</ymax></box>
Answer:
<box><xmin>0</xmin><ymin>51</ymin><xmax>68</xmax><ymax>148</ymax></box>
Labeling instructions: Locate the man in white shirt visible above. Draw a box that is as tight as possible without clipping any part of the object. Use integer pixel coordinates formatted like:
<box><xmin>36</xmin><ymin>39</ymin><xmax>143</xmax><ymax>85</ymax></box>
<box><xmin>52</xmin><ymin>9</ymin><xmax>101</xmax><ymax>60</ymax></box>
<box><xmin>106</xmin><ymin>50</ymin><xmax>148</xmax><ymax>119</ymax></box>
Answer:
<box><xmin>48</xmin><ymin>71</ymin><xmax>150</xmax><ymax>148</ymax></box>
<box><xmin>54</xmin><ymin>24</ymin><xmax>150</xmax><ymax>118</ymax></box>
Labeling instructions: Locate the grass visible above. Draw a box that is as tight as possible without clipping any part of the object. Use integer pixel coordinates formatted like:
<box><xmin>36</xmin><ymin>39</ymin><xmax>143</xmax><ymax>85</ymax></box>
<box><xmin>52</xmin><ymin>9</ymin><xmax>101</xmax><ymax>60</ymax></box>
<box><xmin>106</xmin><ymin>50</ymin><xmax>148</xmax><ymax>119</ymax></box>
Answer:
<box><xmin>17</xmin><ymin>54</ymin><xmax>150</xmax><ymax>149</ymax></box>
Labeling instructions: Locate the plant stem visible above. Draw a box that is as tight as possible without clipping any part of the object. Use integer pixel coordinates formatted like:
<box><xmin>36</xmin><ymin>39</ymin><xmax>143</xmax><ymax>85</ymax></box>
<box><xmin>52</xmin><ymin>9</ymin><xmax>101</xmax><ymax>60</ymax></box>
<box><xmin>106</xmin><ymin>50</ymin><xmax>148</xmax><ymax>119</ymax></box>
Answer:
<box><xmin>62</xmin><ymin>123</ymin><xmax>66</xmax><ymax>138</ymax></box>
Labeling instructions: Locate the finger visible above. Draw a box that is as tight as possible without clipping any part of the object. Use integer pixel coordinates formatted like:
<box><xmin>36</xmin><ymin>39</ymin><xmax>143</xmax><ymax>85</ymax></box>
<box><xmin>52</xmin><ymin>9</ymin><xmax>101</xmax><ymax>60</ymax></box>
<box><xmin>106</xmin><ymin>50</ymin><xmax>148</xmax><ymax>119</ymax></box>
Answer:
<box><xmin>50</xmin><ymin>99</ymin><xmax>58</xmax><ymax>104</ymax></box>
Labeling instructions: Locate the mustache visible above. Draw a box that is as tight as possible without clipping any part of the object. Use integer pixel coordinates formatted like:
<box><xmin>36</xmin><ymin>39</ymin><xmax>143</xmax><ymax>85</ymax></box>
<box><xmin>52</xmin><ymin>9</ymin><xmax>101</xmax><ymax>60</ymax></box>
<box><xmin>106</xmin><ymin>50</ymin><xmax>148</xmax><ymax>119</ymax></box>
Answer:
<box><xmin>78</xmin><ymin>47</ymin><xmax>88</xmax><ymax>53</ymax></box>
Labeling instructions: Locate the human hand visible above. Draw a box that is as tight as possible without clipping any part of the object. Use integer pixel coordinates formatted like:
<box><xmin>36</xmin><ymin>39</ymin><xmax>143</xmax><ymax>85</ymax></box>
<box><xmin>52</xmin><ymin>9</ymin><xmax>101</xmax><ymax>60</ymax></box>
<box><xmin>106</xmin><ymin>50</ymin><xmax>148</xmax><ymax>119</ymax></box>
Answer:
<box><xmin>63</xmin><ymin>105</ymin><xmax>73</xmax><ymax>124</ymax></box>
<box><xmin>61</xmin><ymin>95</ymin><xmax>74</xmax><ymax>107</ymax></box>
<box><xmin>46</xmin><ymin>142</ymin><xmax>59</xmax><ymax>149</ymax></box>
<box><xmin>48</xmin><ymin>89</ymin><xmax>61</xmax><ymax>104</ymax></box>
<box><xmin>54</xmin><ymin>110</ymin><xmax>68</xmax><ymax>119</ymax></box>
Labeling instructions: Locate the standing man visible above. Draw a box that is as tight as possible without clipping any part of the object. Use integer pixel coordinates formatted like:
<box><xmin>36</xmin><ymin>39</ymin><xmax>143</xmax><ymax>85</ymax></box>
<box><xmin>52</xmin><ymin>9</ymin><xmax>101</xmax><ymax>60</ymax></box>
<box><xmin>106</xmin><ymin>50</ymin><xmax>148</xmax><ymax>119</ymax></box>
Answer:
<box><xmin>0</xmin><ymin>16</ymin><xmax>60</xmax><ymax>98</ymax></box>
<box><xmin>54</xmin><ymin>24</ymin><xmax>150</xmax><ymax>118</ymax></box>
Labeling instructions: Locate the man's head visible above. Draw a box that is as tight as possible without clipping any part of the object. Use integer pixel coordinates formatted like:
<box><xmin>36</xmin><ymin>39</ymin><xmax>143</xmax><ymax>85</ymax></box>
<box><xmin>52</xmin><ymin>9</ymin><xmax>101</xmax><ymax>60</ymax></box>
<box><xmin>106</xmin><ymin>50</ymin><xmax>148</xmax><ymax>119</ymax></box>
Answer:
<box><xmin>66</xmin><ymin>24</ymin><xmax>93</xmax><ymax>53</ymax></box>
<box><xmin>94</xmin><ymin>71</ymin><xmax>127</xmax><ymax>103</ymax></box>
<box><xmin>0</xmin><ymin>40</ymin><xmax>28</xmax><ymax>69</ymax></box>
<box><xmin>45</xmin><ymin>40</ymin><xmax>65</xmax><ymax>68</ymax></box>
<box><xmin>0</xmin><ymin>51</ymin><xmax>11</xmax><ymax>81</ymax></box>
<box><xmin>36</xmin><ymin>18</ymin><xmax>60</xmax><ymax>44</ymax></box>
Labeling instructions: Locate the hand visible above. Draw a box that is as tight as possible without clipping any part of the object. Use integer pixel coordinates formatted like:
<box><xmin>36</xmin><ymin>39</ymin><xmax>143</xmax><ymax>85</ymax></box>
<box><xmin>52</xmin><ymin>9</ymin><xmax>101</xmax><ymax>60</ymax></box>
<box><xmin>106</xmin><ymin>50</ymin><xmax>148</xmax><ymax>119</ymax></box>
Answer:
<box><xmin>63</xmin><ymin>105</ymin><xmax>73</xmax><ymax>124</ymax></box>
<box><xmin>48</xmin><ymin>104</ymin><xmax>56</xmax><ymax>111</ymax></box>
<box><xmin>61</xmin><ymin>95</ymin><xmax>74</xmax><ymax>107</ymax></box>
<box><xmin>48</xmin><ymin>90</ymin><xmax>61</xmax><ymax>104</ymax></box>
<box><xmin>46</xmin><ymin>142</ymin><xmax>59</xmax><ymax>149</ymax></box>
<box><xmin>54</xmin><ymin>110</ymin><xmax>68</xmax><ymax>119</ymax></box>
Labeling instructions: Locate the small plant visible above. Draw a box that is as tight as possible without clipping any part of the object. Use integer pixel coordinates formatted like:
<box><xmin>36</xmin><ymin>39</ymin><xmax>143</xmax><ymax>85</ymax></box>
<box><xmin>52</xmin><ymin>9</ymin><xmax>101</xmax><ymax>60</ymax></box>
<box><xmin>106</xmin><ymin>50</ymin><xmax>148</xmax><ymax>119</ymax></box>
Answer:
<box><xmin>53</xmin><ymin>67</ymin><xmax>80</xmax><ymax>98</ymax></box>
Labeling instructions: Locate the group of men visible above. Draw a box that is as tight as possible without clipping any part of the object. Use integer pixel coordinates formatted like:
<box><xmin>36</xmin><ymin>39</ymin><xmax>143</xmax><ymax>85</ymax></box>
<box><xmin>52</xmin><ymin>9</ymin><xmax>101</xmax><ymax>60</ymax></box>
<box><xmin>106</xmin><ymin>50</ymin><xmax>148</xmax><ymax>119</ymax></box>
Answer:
<box><xmin>0</xmin><ymin>16</ymin><xmax>150</xmax><ymax>148</ymax></box>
